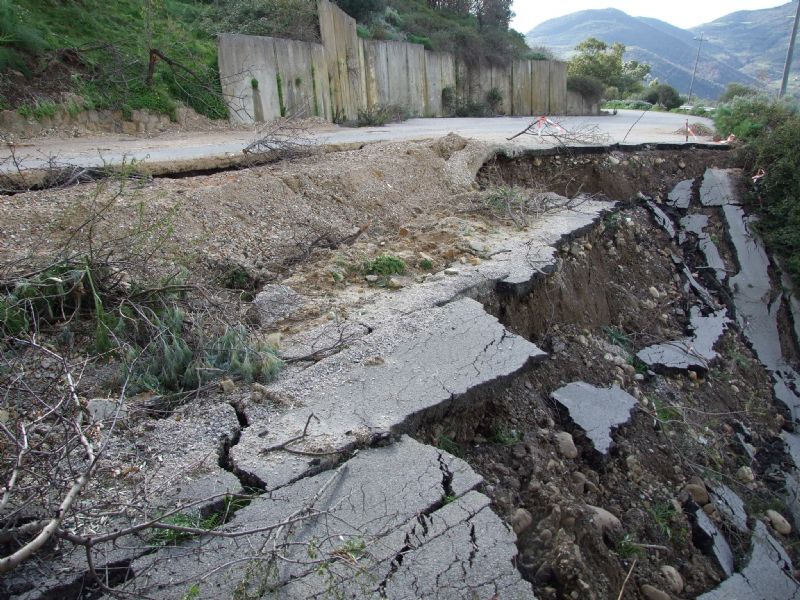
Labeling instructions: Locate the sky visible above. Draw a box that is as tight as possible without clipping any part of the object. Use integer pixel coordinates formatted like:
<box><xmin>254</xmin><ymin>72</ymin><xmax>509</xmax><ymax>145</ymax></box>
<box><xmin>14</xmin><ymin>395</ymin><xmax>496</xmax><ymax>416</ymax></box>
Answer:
<box><xmin>511</xmin><ymin>0</ymin><xmax>793</xmax><ymax>33</ymax></box>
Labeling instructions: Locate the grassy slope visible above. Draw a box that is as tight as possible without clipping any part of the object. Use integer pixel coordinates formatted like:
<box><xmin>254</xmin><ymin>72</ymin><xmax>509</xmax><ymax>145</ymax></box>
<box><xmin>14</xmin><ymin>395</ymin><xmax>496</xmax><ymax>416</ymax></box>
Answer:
<box><xmin>1</xmin><ymin>0</ymin><xmax>225</xmax><ymax>119</ymax></box>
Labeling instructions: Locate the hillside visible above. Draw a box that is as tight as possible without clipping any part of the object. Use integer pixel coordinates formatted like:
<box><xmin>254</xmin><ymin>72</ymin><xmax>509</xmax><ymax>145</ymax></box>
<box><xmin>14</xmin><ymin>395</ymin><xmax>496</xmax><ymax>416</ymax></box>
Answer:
<box><xmin>525</xmin><ymin>5</ymin><xmax>796</xmax><ymax>99</ymax></box>
<box><xmin>0</xmin><ymin>0</ymin><xmax>225</xmax><ymax>119</ymax></box>
<box><xmin>693</xmin><ymin>1</ymin><xmax>799</xmax><ymax>87</ymax></box>
<box><xmin>0</xmin><ymin>0</ymin><xmax>534</xmax><ymax>122</ymax></box>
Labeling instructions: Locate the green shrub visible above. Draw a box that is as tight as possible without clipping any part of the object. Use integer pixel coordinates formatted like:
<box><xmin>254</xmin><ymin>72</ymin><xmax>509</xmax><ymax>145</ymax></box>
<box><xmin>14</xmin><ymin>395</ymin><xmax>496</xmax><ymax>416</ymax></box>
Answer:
<box><xmin>364</xmin><ymin>254</ymin><xmax>406</xmax><ymax>275</ymax></box>
<box><xmin>486</xmin><ymin>87</ymin><xmax>503</xmax><ymax>114</ymax></box>
<box><xmin>17</xmin><ymin>99</ymin><xmax>57</xmax><ymax>121</ymax></box>
<box><xmin>567</xmin><ymin>75</ymin><xmax>604</xmax><ymax>103</ymax></box>
<box><xmin>642</xmin><ymin>84</ymin><xmax>682</xmax><ymax>110</ymax></box>
<box><xmin>713</xmin><ymin>95</ymin><xmax>796</xmax><ymax>142</ymax></box>
<box><xmin>356</xmin><ymin>104</ymin><xmax>409</xmax><ymax>126</ymax></box>
<box><xmin>719</xmin><ymin>83</ymin><xmax>759</xmax><ymax>104</ymax></box>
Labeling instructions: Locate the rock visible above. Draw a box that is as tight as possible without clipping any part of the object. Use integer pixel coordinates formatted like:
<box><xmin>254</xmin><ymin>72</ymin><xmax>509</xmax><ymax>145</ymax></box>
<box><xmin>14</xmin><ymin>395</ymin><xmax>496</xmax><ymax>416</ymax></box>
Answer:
<box><xmin>253</xmin><ymin>284</ymin><xmax>307</xmax><ymax>328</ymax></box>
<box><xmin>511</xmin><ymin>508</ymin><xmax>534</xmax><ymax>535</ymax></box>
<box><xmin>577</xmin><ymin>334</ymin><xmax>588</xmax><ymax>346</ymax></box>
<box><xmin>444</xmin><ymin>268</ymin><xmax>459</xmax><ymax>276</ymax></box>
<box><xmin>685</xmin><ymin>483</ymin><xmax>710</xmax><ymax>505</ymax></box>
<box><xmin>587</xmin><ymin>505</ymin><xmax>622</xmax><ymax>533</ymax></box>
<box><xmin>766</xmin><ymin>509</ymin><xmax>792</xmax><ymax>535</ymax></box>
<box><xmin>365</xmin><ymin>274</ymin><xmax>379</xmax><ymax>283</ymax></box>
<box><xmin>555</xmin><ymin>431</ymin><xmax>578</xmax><ymax>459</ymax></box>
<box><xmin>87</xmin><ymin>398</ymin><xmax>127</xmax><ymax>422</ymax></box>
<box><xmin>737</xmin><ymin>465</ymin><xmax>756</xmax><ymax>483</ymax></box>
<box><xmin>387</xmin><ymin>277</ymin><xmax>403</xmax><ymax>289</ymax></box>
<box><xmin>660</xmin><ymin>565</ymin><xmax>684</xmax><ymax>594</ymax></box>
<box><xmin>468</xmin><ymin>240</ymin><xmax>486</xmax><ymax>254</ymax></box>
<box><xmin>641</xmin><ymin>584</ymin><xmax>671</xmax><ymax>600</ymax></box>
<box><xmin>219</xmin><ymin>379</ymin><xmax>236</xmax><ymax>393</ymax></box>
<box><xmin>648</xmin><ymin>286</ymin><xmax>661</xmax><ymax>299</ymax></box>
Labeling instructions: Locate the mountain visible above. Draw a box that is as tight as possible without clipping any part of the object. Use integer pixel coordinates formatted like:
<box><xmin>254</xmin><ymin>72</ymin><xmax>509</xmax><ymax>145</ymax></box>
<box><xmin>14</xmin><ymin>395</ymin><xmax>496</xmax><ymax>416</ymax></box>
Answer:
<box><xmin>525</xmin><ymin>4</ymin><xmax>799</xmax><ymax>100</ymax></box>
<box><xmin>693</xmin><ymin>2</ymin><xmax>798</xmax><ymax>84</ymax></box>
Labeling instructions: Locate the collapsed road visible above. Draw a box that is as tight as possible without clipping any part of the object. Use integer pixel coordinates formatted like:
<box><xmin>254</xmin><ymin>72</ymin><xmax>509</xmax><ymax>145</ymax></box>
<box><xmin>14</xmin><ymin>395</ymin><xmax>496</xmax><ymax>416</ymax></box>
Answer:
<box><xmin>1</xmin><ymin>134</ymin><xmax>799</xmax><ymax>600</ymax></box>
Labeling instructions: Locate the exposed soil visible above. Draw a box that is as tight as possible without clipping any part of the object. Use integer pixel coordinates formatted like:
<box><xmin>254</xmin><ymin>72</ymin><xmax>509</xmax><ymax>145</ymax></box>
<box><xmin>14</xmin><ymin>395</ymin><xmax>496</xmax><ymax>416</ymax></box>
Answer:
<box><xmin>2</xmin><ymin>137</ymin><xmax>798</xmax><ymax>599</ymax></box>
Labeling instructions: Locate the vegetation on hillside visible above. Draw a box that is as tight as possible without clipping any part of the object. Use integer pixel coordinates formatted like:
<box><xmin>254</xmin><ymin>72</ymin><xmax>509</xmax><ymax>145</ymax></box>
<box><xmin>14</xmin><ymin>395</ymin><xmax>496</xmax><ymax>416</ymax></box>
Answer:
<box><xmin>713</xmin><ymin>92</ymin><xmax>800</xmax><ymax>284</ymax></box>
<box><xmin>567</xmin><ymin>37</ymin><xmax>650</xmax><ymax>100</ymax></box>
<box><xmin>0</xmin><ymin>0</ymin><xmax>226</xmax><ymax>119</ymax></box>
<box><xmin>1</xmin><ymin>0</ymin><xmax>546</xmax><ymax>121</ymax></box>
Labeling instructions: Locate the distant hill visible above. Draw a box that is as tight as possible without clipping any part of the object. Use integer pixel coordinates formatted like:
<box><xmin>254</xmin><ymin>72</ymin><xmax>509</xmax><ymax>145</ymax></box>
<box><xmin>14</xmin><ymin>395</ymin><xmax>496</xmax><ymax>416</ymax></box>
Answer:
<box><xmin>693</xmin><ymin>2</ymin><xmax>798</xmax><ymax>85</ymax></box>
<box><xmin>525</xmin><ymin>3</ymin><xmax>799</xmax><ymax>99</ymax></box>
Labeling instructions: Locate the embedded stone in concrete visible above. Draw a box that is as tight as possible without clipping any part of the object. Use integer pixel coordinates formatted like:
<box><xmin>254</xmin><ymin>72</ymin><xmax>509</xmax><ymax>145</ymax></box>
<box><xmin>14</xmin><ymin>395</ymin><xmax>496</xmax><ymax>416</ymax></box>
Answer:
<box><xmin>647</xmin><ymin>201</ymin><xmax>676</xmax><ymax>238</ymax></box>
<box><xmin>696</xmin><ymin>522</ymin><xmax>800</xmax><ymax>599</ymax></box>
<box><xmin>700</xmin><ymin>168</ymin><xmax>741</xmax><ymax>206</ymax></box>
<box><xmin>233</xmin><ymin>298</ymin><xmax>546</xmax><ymax>490</ymax></box>
<box><xmin>637</xmin><ymin>307</ymin><xmax>729</xmax><ymax>373</ymax></box>
<box><xmin>710</xmin><ymin>484</ymin><xmax>749</xmax><ymax>533</ymax></box>
<box><xmin>667</xmin><ymin>178</ymin><xmax>694</xmax><ymax>209</ymax></box>
<box><xmin>691</xmin><ymin>506</ymin><xmax>735</xmax><ymax>577</ymax></box>
<box><xmin>115</xmin><ymin>436</ymin><xmax>533</xmax><ymax>599</ymax></box>
<box><xmin>550</xmin><ymin>382</ymin><xmax>637</xmax><ymax>455</ymax></box>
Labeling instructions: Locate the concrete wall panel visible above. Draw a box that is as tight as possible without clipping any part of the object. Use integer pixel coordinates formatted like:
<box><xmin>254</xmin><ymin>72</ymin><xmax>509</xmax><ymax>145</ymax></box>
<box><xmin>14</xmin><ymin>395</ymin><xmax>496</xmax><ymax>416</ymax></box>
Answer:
<box><xmin>531</xmin><ymin>60</ymin><xmax>550</xmax><ymax>115</ymax></box>
<box><xmin>406</xmin><ymin>43</ymin><xmax>427</xmax><ymax>116</ymax></box>
<box><xmin>549</xmin><ymin>61</ymin><xmax>568</xmax><ymax>115</ymax></box>
<box><xmin>218</xmin><ymin>34</ymin><xmax>280</xmax><ymax>124</ymax></box>
<box><xmin>511</xmin><ymin>60</ymin><xmax>532</xmax><ymax>116</ymax></box>
<box><xmin>219</xmin><ymin>4</ymin><xmax>567</xmax><ymax>124</ymax></box>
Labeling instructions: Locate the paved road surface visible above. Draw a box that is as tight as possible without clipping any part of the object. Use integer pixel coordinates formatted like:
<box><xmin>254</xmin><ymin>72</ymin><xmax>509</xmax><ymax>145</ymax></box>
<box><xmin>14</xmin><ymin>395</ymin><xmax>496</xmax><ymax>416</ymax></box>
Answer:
<box><xmin>1</xmin><ymin>110</ymin><xmax>716</xmax><ymax>173</ymax></box>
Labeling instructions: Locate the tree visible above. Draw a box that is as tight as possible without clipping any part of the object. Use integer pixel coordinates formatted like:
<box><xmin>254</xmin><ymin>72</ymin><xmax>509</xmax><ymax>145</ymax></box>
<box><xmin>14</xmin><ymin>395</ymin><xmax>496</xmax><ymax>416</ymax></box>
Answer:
<box><xmin>643</xmin><ymin>83</ymin><xmax>683</xmax><ymax>109</ymax></box>
<box><xmin>568</xmin><ymin>37</ymin><xmax>651</xmax><ymax>97</ymax></box>
<box><xmin>334</xmin><ymin>0</ymin><xmax>386</xmax><ymax>22</ymax></box>
<box><xmin>719</xmin><ymin>83</ymin><xmax>758</xmax><ymax>103</ymax></box>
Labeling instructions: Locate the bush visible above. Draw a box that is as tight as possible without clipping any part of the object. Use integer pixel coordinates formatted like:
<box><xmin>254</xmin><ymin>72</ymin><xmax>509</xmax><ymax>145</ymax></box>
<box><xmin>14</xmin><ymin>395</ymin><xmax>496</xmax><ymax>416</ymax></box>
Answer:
<box><xmin>356</xmin><ymin>103</ymin><xmax>409</xmax><ymax>126</ymax></box>
<box><xmin>486</xmin><ymin>87</ymin><xmax>503</xmax><ymax>114</ymax></box>
<box><xmin>334</xmin><ymin>0</ymin><xmax>387</xmax><ymax>22</ymax></box>
<box><xmin>642</xmin><ymin>84</ymin><xmax>683</xmax><ymax>110</ymax></box>
<box><xmin>719</xmin><ymin>83</ymin><xmax>759</xmax><ymax>104</ymax></box>
<box><xmin>603</xmin><ymin>99</ymin><xmax>652</xmax><ymax>111</ymax></box>
<box><xmin>364</xmin><ymin>254</ymin><xmax>406</xmax><ymax>275</ymax></box>
<box><xmin>567</xmin><ymin>75</ymin><xmax>604</xmax><ymax>103</ymax></box>
<box><xmin>749</xmin><ymin>112</ymin><xmax>800</xmax><ymax>283</ymax></box>
<box><xmin>713</xmin><ymin>95</ymin><xmax>797</xmax><ymax>142</ymax></box>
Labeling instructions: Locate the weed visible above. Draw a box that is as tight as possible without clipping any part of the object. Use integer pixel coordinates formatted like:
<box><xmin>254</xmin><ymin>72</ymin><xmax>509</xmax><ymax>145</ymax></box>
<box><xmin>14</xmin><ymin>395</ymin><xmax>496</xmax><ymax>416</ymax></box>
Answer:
<box><xmin>442</xmin><ymin>494</ymin><xmax>457</xmax><ymax>505</ymax></box>
<box><xmin>356</xmin><ymin>104</ymin><xmax>408</xmax><ymax>127</ymax></box>
<box><xmin>653</xmin><ymin>397</ymin><xmax>682</xmax><ymax>426</ymax></box>
<box><xmin>490</xmin><ymin>425</ymin><xmax>521</xmax><ymax>446</ymax></box>
<box><xmin>436</xmin><ymin>434</ymin><xmax>463</xmax><ymax>457</ymax></box>
<box><xmin>649</xmin><ymin>502</ymin><xmax>678</xmax><ymax>541</ymax></box>
<box><xmin>603</xmin><ymin>212</ymin><xmax>622</xmax><ymax>232</ymax></box>
<box><xmin>182</xmin><ymin>583</ymin><xmax>201</xmax><ymax>600</ymax></box>
<box><xmin>616</xmin><ymin>534</ymin><xmax>644</xmax><ymax>559</ymax></box>
<box><xmin>603</xmin><ymin>326</ymin><xmax>632</xmax><ymax>352</ymax></box>
<box><xmin>150</xmin><ymin>511</ymin><xmax>220</xmax><ymax>546</ymax></box>
<box><xmin>486</xmin><ymin>87</ymin><xmax>503</xmax><ymax>114</ymax></box>
<box><xmin>17</xmin><ymin>99</ymin><xmax>57</xmax><ymax>121</ymax></box>
<box><xmin>419</xmin><ymin>258</ymin><xmax>434</xmax><ymax>271</ymax></box>
<box><xmin>363</xmin><ymin>255</ymin><xmax>405</xmax><ymax>276</ymax></box>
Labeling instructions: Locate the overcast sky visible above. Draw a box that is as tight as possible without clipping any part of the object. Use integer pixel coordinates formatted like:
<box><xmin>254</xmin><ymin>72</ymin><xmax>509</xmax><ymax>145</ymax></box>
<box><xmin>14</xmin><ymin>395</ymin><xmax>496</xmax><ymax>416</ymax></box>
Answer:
<box><xmin>511</xmin><ymin>0</ymin><xmax>793</xmax><ymax>33</ymax></box>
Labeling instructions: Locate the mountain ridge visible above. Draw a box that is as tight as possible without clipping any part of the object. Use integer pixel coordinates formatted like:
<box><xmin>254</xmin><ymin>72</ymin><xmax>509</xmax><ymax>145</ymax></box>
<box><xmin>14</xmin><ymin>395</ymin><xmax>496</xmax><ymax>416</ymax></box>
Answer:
<box><xmin>526</xmin><ymin>3</ymin><xmax>799</xmax><ymax>99</ymax></box>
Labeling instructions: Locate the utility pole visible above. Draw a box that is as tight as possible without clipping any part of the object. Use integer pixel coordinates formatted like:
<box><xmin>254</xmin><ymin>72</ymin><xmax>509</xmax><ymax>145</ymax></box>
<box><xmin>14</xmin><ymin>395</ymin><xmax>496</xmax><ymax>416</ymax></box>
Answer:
<box><xmin>687</xmin><ymin>33</ymin><xmax>705</xmax><ymax>107</ymax></box>
<box><xmin>780</xmin><ymin>0</ymin><xmax>800</xmax><ymax>97</ymax></box>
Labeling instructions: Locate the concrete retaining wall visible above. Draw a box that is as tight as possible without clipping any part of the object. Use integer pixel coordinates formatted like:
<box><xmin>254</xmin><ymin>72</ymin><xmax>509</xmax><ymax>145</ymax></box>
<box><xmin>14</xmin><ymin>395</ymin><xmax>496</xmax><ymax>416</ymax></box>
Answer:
<box><xmin>217</xmin><ymin>0</ymin><xmax>585</xmax><ymax>123</ymax></box>
<box><xmin>567</xmin><ymin>91</ymin><xmax>600</xmax><ymax>116</ymax></box>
